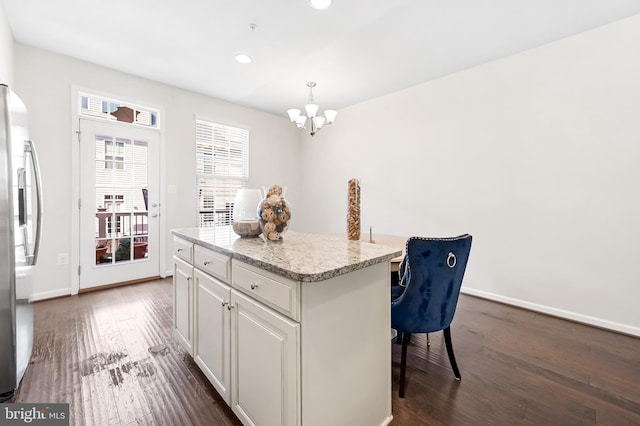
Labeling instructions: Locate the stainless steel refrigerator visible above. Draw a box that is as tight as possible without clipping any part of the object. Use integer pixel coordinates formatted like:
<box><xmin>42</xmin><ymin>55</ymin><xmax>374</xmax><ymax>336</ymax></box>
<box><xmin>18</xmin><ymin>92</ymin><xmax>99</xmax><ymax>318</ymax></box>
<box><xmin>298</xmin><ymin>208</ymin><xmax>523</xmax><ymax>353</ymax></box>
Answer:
<box><xmin>0</xmin><ymin>84</ymin><xmax>43</xmax><ymax>402</ymax></box>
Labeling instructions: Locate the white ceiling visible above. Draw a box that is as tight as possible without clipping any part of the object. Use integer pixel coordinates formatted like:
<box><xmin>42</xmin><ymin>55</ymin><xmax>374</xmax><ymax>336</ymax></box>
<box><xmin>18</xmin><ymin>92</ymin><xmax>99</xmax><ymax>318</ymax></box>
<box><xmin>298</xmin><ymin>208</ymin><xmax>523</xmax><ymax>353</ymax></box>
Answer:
<box><xmin>4</xmin><ymin>0</ymin><xmax>640</xmax><ymax>117</ymax></box>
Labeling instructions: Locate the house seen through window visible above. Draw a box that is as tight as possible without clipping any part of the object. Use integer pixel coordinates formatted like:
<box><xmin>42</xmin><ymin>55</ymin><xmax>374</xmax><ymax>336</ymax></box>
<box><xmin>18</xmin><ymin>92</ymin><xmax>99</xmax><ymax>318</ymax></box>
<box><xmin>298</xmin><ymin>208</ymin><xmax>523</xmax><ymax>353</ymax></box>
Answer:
<box><xmin>104</xmin><ymin>140</ymin><xmax>125</xmax><ymax>169</ymax></box>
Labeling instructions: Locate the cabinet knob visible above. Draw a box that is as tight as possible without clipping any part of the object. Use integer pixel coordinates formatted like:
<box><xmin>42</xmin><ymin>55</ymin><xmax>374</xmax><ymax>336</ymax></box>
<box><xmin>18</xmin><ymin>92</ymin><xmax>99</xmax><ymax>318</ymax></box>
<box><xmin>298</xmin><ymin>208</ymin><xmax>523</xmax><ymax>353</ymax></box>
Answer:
<box><xmin>227</xmin><ymin>304</ymin><xmax>235</xmax><ymax>311</ymax></box>
<box><xmin>204</xmin><ymin>260</ymin><xmax>211</xmax><ymax>266</ymax></box>
<box><xmin>250</xmin><ymin>283</ymin><xmax>258</xmax><ymax>290</ymax></box>
<box><xmin>221</xmin><ymin>301</ymin><xmax>227</xmax><ymax>307</ymax></box>
<box><xmin>177</xmin><ymin>248</ymin><xmax>183</xmax><ymax>252</ymax></box>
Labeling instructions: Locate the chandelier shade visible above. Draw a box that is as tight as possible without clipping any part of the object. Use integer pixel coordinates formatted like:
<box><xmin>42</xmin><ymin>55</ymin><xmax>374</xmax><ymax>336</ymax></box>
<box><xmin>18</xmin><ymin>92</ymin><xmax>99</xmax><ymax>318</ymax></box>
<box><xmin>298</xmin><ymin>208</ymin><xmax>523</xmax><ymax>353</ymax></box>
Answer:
<box><xmin>287</xmin><ymin>82</ymin><xmax>337</xmax><ymax>136</ymax></box>
<box><xmin>287</xmin><ymin>109</ymin><xmax>301</xmax><ymax>121</ymax></box>
<box><xmin>324</xmin><ymin>109</ymin><xmax>337</xmax><ymax>124</ymax></box>
<box><xmin>304</xmin><ymin>103</ymin><xmax>319</xmax><ymax>118</ymax></box>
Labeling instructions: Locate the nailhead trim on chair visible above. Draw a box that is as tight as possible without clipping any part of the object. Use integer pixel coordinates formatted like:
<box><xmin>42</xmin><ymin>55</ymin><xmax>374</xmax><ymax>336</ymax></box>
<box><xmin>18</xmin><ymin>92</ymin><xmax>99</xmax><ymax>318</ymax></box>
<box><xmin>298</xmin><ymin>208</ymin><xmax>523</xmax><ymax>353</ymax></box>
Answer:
<box><xmin>404</xmin><ymin>234</ymin><xmax>472</xmax><ymax>254</ymax></box>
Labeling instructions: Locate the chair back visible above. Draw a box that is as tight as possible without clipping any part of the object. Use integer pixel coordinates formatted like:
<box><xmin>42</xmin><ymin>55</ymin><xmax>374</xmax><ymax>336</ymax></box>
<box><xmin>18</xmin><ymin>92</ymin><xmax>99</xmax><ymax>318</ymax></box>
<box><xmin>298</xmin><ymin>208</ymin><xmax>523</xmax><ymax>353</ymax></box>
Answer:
<box><xmin>391</xmin><ymin>234</ymin><xmax>472</xmax><ymax>334</ymax></box>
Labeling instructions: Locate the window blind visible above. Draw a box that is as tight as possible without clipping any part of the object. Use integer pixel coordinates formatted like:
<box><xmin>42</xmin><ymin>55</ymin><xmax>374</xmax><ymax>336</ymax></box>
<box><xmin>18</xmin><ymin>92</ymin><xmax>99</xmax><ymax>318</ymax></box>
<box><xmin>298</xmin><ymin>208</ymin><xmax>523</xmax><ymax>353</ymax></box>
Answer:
<box><xmin>195</xmin><ymin>119</ymin><xmax>249</xmax><ymax>227</ymax></box>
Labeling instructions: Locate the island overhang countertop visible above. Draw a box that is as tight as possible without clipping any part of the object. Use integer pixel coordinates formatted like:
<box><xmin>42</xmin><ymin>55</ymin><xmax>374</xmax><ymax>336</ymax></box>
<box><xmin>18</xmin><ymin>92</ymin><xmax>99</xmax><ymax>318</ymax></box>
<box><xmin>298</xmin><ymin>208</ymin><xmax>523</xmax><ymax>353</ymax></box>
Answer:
<box><xmin>171</xmin><ymin>227</ymin><xmax>402</xmax><ymax>282</ymax></box>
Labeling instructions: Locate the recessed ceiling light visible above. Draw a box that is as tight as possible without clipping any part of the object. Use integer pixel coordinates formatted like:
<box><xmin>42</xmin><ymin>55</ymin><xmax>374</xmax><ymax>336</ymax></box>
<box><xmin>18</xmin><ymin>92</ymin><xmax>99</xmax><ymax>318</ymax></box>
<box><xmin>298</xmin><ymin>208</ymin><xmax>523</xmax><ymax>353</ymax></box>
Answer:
<box><xmin>310</xmin><ymin>0</ymin><xmax>332</xmax><ymax>10</ymax></box>
<box><xmin>235</xmin><ymin>54</ymin><xmax>252</xmax><ymax>64</ymax></box>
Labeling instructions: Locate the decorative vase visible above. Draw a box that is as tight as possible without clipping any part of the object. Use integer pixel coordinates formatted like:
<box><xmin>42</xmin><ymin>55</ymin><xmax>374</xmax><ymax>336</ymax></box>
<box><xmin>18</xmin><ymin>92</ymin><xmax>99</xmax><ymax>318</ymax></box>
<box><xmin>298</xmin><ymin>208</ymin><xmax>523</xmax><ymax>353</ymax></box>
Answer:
<box><xmin>232</xmin><ymin>188</ymin><xmax>263</xmax><ymax>237</ymax></box>
<box><xmin>347</xmin><ymin>178</ymin><xmax>361</xmax><ymax>240</ymax></box>
<box><xmin>257</xmin><ymin>185</ymin><xmax>292</xmax><ymax>241</ymax></box>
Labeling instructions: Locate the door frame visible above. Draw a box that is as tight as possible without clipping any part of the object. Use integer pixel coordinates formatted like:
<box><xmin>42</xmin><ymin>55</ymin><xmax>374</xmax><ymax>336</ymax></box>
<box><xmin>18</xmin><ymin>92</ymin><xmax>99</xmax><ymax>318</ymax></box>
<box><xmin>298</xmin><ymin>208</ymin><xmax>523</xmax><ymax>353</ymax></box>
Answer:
<box><xmin>70</xmin><ymin>86</ymin><xmax>168</xmax><ymax>295</ymax></box>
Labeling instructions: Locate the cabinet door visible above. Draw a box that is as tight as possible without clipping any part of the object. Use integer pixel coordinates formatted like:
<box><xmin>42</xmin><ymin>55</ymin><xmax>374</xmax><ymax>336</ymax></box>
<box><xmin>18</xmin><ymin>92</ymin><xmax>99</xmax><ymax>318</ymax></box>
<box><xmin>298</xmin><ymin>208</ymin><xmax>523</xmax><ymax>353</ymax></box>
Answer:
<box><xmin>173</xmin><ymin>257</ymin><xmax>193</xmax><ymax>354</ymax></box>
<box><xmin>231</xmin><ymin>290</ymin><xmax>300</xmax><ymax>426</ymax></box>
<box><xmin>194</xmin><ymin>269</ymin><xmax>231</xmax><ymax>405</ymax></box>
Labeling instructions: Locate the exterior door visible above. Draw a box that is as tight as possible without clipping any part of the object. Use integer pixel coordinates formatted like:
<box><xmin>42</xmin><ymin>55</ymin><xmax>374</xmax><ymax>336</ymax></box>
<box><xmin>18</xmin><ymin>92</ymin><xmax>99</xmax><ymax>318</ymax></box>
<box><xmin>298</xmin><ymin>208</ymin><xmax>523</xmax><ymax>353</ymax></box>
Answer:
<box><xmin>79</xmin><ymin>118</ymin><xmax>160</xmax><ymax>289</ymax></box>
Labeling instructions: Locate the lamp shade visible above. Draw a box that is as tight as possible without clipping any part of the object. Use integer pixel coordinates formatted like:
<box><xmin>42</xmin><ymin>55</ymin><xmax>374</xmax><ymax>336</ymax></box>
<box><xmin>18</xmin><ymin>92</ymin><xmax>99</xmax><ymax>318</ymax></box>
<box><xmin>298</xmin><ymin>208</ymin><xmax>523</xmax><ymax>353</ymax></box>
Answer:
<box><xmin>304</xmin><ymin>103</ymin><xmax>319</xmax><ymax>118</ymax></box>
<box><xmin>287</xmin><ymin>109</ymin><xmax>301</xmax><ymax>122</ymax></box>
<box><xmin>324</xmin><ymin>109</ymin><xmax>337</xmax><ymax>124</ymax></box>
<box><xmin>295</xmin><ymin>115</ymin><xmax>307</xmax><ymax>128</ymax></box>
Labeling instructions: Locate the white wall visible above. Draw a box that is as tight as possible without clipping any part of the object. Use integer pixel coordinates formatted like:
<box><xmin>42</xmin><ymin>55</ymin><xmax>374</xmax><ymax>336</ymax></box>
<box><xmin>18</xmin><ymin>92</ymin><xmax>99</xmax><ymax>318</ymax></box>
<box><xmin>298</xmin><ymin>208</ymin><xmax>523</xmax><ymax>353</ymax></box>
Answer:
<box><xmin>10</xmin><ymin>14</ymin><xmax>640</xmax><ymax>335</ymax></box>
<box><xmin>298</xmin><ymin>15</ymin><xmax>640</xmax><ymax>336</ymax></box>
<box><xmin>13</xmin><ymin>44</ymin><xmax>300</xmax><ymax>300</ymax></box>
<box><xmin>0</xmin><ymin>1</ymin><xmax>13</xmax><ymax>85</ymax></box>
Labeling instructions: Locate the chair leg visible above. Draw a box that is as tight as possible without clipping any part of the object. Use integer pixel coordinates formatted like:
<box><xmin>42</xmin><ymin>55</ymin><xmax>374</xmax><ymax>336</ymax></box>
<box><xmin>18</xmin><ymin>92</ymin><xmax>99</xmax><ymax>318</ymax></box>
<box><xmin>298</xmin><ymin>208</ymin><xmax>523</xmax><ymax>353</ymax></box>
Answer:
<box><xmin>399</xmin><ymin>332</ymin><xmax>411</xmax><ymax>398</ymax></box>
<box><xmin>426</xmin><ymin>333</ymin><xmax>430</xmax><ymax>346</ymax></box>
<box><xmin>443</xmin><ymin>326</ymin><xmax>461</xmax><ymax>380</ymax></box>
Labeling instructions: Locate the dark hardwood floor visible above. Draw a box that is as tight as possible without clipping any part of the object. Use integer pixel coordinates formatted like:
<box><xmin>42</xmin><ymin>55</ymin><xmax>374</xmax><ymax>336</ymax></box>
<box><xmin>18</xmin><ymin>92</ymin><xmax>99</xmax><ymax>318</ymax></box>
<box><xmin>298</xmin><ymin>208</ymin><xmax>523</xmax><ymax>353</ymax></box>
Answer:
<box><xmin>13</xmin><ymin>278</ymin><xmax>640</xmax><ymax>425</ymax></box>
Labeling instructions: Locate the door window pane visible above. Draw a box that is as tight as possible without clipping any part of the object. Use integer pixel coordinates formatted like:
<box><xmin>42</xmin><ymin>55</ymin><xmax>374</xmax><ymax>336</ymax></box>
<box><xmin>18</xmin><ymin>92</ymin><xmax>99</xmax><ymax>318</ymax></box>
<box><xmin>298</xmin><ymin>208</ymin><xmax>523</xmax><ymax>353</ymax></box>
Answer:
<box><xmin>94</xmin><ymin>136</ymin><xmax>149</xmax><ymax>264</ymax></box>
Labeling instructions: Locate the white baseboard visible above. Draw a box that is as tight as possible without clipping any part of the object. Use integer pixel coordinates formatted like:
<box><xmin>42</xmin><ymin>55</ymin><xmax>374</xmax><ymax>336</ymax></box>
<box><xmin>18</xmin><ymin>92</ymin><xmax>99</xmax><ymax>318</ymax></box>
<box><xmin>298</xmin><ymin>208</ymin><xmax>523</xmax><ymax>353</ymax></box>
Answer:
<box><xmin>461</xmin><ymin>287</ymin><xmax>640</xmax><ymax>337</ymax></box>
<box><xmin>30</xmin><ymin>288</ymin><xmax>71</xmax><ymax>302</ymax></box>
<box><xmin>32</xmin><ymin>273</ymin><xmax>173</xmax><ymax>302</ymax></box>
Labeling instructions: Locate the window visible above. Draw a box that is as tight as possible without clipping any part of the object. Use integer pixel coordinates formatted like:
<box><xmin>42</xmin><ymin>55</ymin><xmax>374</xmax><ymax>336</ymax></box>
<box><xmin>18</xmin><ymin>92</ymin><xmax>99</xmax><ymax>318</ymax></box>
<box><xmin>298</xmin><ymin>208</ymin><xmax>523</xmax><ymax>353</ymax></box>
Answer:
<box><xmin>79</xmin><ymin>93</ymin><xmax>159</xmax><ymax>128</ymax></box>
<box><xmin>103</xmin><ymin>194</ymin><xmax>125</xmax><ymax>205</ymax></box>
<box><xmin>104</xmin><ymin>140</ymin><xmax>125</xmax><ymax>169</ymax></box>
<box><xmin>196</xmin><ymin>119</ymin><xmax>249</xmax><ymax>227</ymax></box>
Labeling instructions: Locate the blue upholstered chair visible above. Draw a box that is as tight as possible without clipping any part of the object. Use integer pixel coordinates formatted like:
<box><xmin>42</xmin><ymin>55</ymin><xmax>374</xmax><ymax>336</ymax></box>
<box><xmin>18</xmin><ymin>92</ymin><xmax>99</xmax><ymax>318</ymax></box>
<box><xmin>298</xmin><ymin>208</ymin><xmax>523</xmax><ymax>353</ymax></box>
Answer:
<box><xmin>391</xmin><ymin>234</ymin><xmax>472</xmax><ymax>398</ymax></box>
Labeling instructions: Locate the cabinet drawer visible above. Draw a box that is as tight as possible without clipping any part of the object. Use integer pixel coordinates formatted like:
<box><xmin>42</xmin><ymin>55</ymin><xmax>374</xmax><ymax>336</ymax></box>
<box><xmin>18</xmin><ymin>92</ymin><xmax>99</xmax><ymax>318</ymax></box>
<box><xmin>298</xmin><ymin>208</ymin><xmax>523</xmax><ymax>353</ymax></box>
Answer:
<box><xmin>173</xmin><ymin>236</ymin><xmax>193</xmax><ymax>263</ymax></box>
<box><xmin>194</xmin><ymin>245</ymin><xmax>231</xmax><ymax>283</ymax></box>
<box><xmin>232</xmin><ymin>261</ymin><xmax>300</xmax><ymax>321</ymax></box>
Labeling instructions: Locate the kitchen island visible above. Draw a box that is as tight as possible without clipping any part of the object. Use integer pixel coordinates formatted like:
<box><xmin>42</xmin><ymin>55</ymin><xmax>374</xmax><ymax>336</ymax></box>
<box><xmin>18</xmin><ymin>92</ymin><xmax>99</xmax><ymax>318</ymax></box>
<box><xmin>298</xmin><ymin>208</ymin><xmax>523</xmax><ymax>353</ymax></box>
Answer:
<box><xmin>171</xmin><ymin>227</ymin><xmax>401</xmax><ymax>426</ymax></box>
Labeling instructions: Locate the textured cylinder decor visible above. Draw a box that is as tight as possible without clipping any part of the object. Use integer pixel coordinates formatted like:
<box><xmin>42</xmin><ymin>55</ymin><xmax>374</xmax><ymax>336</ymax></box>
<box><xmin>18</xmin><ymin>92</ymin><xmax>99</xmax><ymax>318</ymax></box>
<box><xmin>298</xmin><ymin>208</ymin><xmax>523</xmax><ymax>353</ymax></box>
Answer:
<box><xmin>347</xmin><ymin>178</ymin><xmax>361</xmax><ymax>240</ymax></box>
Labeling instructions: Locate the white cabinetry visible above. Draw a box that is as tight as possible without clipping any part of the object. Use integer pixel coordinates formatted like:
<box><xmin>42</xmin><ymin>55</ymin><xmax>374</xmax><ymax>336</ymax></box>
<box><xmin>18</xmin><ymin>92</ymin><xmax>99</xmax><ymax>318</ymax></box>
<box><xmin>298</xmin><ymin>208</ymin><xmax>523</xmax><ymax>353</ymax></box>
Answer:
<box><xmin>191</xmin><ymin>244</ymin><xmax>232</xmax><ymax>405</ymax></box>
<box><xmin>230</xmin><ymin>271</ymin><xmax>300</xmax><ymax>426</ymax></box>
<box><xmin>193</xmin><ymin>268</ymin><xmax>232</xmax><ymax>404</ymax></box>
<box><xmin>173</xmin><ymin>237</ymin><xmax>194</xmax><ymax>354</ymax></box>
<box><xmin>194</xmin><ymin>244</ymin><xmax>230</xmax><ymax>282</ymax></box>
<box><xmin>232</xmin><ymin>261</ymin><xmax>299</xmax><ymax>320</ymax></box>
<box><xmin>171</xmin><ymin>230</ymin><xmax>394</xmax><ymax>426</ymax></box>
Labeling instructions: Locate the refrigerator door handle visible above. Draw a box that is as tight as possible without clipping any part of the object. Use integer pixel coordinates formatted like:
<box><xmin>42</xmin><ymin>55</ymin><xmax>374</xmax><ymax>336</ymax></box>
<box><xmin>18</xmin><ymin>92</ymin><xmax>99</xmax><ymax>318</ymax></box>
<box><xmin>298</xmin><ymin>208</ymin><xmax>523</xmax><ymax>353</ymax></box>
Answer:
<box><xmin>24</xmin><ymin>140</ymin><xmax>43</xmax><ymax>266</ymax></box>
<box><xmin>18</xmin><ymin>167</ymin><xmax>29</xmax><ymax>261</ymax></box>
<box><xmin>17</xmin><ymin>167</ymin><xmax>27</xmax><ymax>226</ymax></box>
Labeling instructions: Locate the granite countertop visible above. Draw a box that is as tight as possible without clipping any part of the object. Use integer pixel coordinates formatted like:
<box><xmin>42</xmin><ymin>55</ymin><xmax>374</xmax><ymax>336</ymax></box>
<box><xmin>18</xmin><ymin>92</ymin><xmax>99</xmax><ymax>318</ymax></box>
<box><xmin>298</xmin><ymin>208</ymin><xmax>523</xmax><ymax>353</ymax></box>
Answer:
<box><xmin>171</xmin><ymin>227</ymin><xmax>402</xmax><ymax>282</ymax></box>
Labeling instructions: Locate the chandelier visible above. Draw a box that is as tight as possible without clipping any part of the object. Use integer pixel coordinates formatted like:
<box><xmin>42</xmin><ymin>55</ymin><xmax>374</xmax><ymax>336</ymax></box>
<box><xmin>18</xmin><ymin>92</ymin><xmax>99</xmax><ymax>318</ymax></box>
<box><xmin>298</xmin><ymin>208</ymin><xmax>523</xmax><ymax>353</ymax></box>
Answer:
<box><xmin>287</xmin><ymin>82</ymin><xmax>337</xmax><ymax>136</ymax></box>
